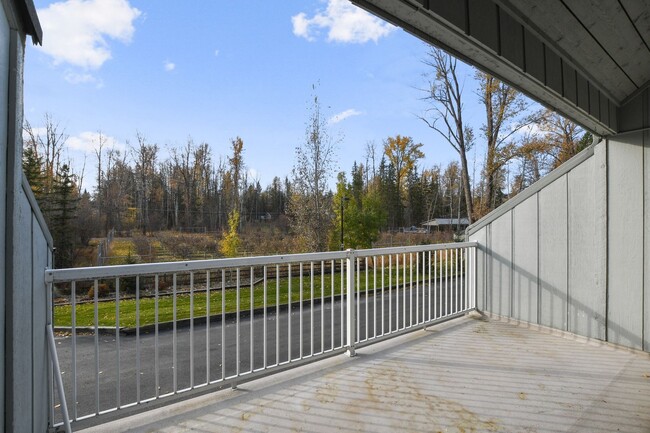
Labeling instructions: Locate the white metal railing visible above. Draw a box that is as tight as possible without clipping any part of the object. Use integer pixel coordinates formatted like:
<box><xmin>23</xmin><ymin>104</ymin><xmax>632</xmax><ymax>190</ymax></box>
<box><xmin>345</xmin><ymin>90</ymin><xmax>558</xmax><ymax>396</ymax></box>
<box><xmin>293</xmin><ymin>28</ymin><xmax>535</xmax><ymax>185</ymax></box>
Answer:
<box><xmin>46</xmin><ymin>242</ymin><xmax>477</xmax><ymax>429</ymax></box>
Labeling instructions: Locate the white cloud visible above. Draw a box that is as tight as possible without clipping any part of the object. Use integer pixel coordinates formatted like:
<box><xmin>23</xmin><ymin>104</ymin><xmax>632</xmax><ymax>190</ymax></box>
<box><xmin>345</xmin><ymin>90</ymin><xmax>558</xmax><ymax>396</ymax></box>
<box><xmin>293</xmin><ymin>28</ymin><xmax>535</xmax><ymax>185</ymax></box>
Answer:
<box><xmin>214</xmin><ymin>49</ymin><xmax>220</xmax><ymax>57</ymax></box>
<box><xmin>329</xmin><ymin>108</ymin><xmax>363</xmax><ymax>124</ymax></box>
<box><xmin>292</xmin><ymin>0</ymin><xmax>395</xmax><ymax>44</ymax></box>
<box><xmin>36</xmin><ymin>0</ymin><xmax>141</xmax><ymax>69</ymax></box>
<box><xmin>63</xmin><ymin>70</ymin><xmax>104</xmax><ymax>88</ymax></box>
<box><xmin>164</xmin><ymin>60</ymin><xmax>176</xmax><ymax>72</ymax></box>
<box><xmin>67</xmin><ymin>131</ymin><xmax>125</xmax><ymax>153</ymax></box>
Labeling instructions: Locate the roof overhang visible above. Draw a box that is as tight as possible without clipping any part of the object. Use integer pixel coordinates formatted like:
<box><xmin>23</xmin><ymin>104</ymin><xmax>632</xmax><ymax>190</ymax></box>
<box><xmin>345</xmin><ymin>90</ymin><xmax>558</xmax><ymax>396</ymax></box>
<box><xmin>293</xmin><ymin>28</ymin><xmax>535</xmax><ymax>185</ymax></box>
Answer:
<box><xmin>351</xmin><ymin>0</ymin><xmax>650</xmax><ymax>137</ymax></box>
<box><xmin>4</xmin><ymin>0</ymin><xmax>42</xmax><ymax>44</ymax></box>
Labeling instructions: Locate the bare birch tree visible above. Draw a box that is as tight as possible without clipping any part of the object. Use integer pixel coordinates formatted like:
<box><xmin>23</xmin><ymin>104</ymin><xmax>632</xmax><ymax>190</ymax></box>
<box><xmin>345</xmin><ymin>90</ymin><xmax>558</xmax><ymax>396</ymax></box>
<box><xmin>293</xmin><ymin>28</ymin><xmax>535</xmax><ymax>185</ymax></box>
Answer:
<box><xmin>420</xmin><ymin>48</ymin><xmax>475</xmax><ymax>223</ymax></box>
<box><xmin>289</xmin><ymin>91</ymin><xmax>337</xmax><ymax>251</ymax></box>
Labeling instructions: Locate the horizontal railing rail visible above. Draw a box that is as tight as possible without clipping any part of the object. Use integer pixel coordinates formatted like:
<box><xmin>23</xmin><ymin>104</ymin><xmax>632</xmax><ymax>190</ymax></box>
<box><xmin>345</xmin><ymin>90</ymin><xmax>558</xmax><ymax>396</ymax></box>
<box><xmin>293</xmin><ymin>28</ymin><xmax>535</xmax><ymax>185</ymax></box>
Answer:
<box><xmin>47</xmin><ymin>242</ymin><xmax>477</xmax><ymax>429</ymax></box>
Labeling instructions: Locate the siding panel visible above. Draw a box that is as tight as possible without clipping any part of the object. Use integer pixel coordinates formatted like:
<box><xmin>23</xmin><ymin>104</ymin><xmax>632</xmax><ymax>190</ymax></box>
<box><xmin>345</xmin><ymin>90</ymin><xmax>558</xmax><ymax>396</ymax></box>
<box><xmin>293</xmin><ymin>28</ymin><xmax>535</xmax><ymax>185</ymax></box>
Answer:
<box><xmin>567</xmin><ymin>157</ymin><xmax>604</xmax><ymax>339</ymax></box>
<box><xmin>489</xmin><ymin>212</ymin><xmax>512</xmax><ymax>316</ymax></box>
<box><xmin>539</xmin><ymin>177</ymin><xmax>568</xmax><ymax>330</ymax></box>
<box><xmin>608</xmin><ymin>136</ymin><xmax>643</xmax><ymax>349</ymax></box>
<box><xmin>512</xmin><ymin>195</ymin><xmax>538</xmax><ymax>323</ymax></box>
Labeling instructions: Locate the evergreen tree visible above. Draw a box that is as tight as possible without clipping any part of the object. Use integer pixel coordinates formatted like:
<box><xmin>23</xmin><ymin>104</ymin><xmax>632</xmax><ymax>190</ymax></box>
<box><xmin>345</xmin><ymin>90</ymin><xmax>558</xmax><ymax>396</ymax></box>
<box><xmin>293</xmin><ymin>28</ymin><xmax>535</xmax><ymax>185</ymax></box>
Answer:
<box><xmin>50</xmin><ymin>164</ymin><xmax>78</xmax><ymax>268</ymax></box>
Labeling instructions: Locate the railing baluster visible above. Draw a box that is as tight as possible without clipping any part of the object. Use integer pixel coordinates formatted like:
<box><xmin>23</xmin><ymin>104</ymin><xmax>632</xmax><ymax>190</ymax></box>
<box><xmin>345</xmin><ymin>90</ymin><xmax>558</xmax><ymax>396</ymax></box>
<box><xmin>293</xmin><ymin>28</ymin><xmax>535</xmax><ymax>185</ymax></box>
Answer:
<box><xmin>236</xmin><ymin>268</ymin><xmax>240</xmax><ymax>377</ymax></box>
<box><xmin>299</xmin><ymin>263</ymin><xmax>303</xmax><ymax>359</ymax></box>
<box><xmin>340</xmin><ymin>259</ymin><xmax>344</xmax><ymax>348</ymax></box>
<box><xmin>445</xmin><ymin>249</ymin><xmax>451</xmax><ymax>316</ymax></box>
<box><xmin>155</xmin><ymin>275</ymin><xmax>159</xmax><ymax>399</ymax></box>
<box><xmin>381</xmin><ymin>255</ymin><xmax>385</xmax><ymax>336</ymax></box>
<box><xmin>206</xmin><ymin>270</ymin><xmax>210</xmax><ymax>384</ymax></box>
<box><xmin>221</xmin><ymin>270</ymin><xmax>226</xmax><ymax>381</ymax></box>
<box><xmin>455</xmin><ymin>249</ymin><xmax>459</xmax><ymax>313</ymax></box>
<box><xmin>400</xmin><ymin>254</ymin><xmax>404</xmax><ymax>329</ymax></box>
<box><xmin>473</xmin><ymin>245</ymin><xmax>477</xmax><ymax>309</ymax></box>
<box><xmin>428</xmin><ymin>251</ymin><xmax>432</xmax><ymax>322</ymax></box>
<box><xmin>434</xmin><ymin>251</ymin><xmax>438</xmax><ymax>320</ymax></box>
<box><xmin>190</xmin><ymin>272</ymin><xmax>194</xmax><ymax>388</ymax></box>
<box><xmin>356</xmin><ymin>257</ymin><xmax>360</xmax><ymax>342</ymax></box>
<box><xmin>365</xmin><ymin>257</ymin><xmax>368</xmax><ymax>341</ymax></box>
<box><xmin>288</xmin><ymin>264</ymin><xmax>292</xmax><ymax>361</ymax></box>
<box><xmin>331</xmin><ymin>260</ymin><xmax>335</xmax><ymax>351</ymax></box>
<box><xmin>71</xmin><ymin>281</ymin><xmax>77</xmax><ymax>420</ymax></box>
<box><xmin>321</xmin><ymin>261</ymin><xmax>324</xmax><ymax>354</ymax></box>
<box><xmin>416</xmin><ymin>252</ymin><xmax>419</xmax><ymax>325</ymax></box>
<box><xmin>346</xmin><ymin>250</ymin><xmax>356</xmax><ymax>356</ymax></box>
<box><xmin>389</xmin><ymin>255</ymin><xmax>392</xmax><ymax>333</ymax></box>
<box><xmin>409</xmin><ymin>254</ymin><xmax>420</xmax><ymax>326</ymax></box>
<box><xmin>173</xmin><ymin>273</ymin><xmax>177</xmax><ymax>392</ymax></box>
<box><xmin>115</xmin><ymin>278</ymin><xmax>120</xmax><ymax>409</ymax></box>
<box><xmin>263</xmin><ymin>266</ymin><xmax>267</xmax><ymax>369</ymax></box>
<box><xmin>276</xmin><ymin>265</ymin><xmax>280</xmax><ymax>366</ymax></box>
<box><xmin>373</xmin><ymin>256</ymin><xmax>377</xmax><ymax>339</ymax></box>
<box><xmin>136</xmin><ymin>276</ymin><xmax>140</xmax><ymax>403</ymax></box>
<box><xmin>250</xmin><ymin>267</ymin><xmax>254</xmax><ymax>373</ymax></box>
<box><xmin>94</xmin><ymin>279</ymin><xmax>99</xmax><ymax>415</ymax></box>
<box><xmin>310</xmin><ymin>261</ymin><xmax>314</xmax><ymax>356</ymax></box>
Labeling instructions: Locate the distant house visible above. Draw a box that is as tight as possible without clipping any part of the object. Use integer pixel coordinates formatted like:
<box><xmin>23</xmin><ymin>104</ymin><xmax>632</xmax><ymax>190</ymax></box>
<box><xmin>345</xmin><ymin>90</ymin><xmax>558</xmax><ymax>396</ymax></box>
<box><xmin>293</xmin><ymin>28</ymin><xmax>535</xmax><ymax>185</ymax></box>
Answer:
<box><xmin>422</xmin><ymin>218</ymin><xmax>470</xmax><ymax>232</ymax></box>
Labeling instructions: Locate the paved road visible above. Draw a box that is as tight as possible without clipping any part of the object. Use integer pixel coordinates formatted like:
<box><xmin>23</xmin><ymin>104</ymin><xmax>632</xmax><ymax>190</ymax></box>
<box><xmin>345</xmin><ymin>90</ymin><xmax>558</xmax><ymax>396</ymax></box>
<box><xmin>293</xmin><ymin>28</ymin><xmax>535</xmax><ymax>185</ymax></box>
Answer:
<box><xmin>54</xmin><ymin>278</ymin><xmax>467</xmax><ymax>421</ymax></box>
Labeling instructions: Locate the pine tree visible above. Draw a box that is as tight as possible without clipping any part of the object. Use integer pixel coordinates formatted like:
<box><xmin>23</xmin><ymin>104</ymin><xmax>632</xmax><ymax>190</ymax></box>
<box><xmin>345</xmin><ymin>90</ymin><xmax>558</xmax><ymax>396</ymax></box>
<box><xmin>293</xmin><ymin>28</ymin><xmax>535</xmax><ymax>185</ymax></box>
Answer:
<box><xmin>50</xmin><ymin>164</ymin><xmax>78</xmax><ymax>268</ymax></box>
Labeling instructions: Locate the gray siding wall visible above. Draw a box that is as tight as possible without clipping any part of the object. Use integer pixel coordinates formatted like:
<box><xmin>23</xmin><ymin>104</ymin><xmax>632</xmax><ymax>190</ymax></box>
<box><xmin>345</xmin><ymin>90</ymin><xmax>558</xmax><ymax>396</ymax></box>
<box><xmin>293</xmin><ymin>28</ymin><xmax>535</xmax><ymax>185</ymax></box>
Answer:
<box><xmin>512</xmin><ymin>196</ymin><xmax>538</xmax><ymax>323</ymax></box>
<box><xmin>607</xmin><ymin>134</ymin><xmax>644</xmax><ymax>349</ymax></box>
<box><xmin>469</xmin><ymin>97</ymin><xmax>650</xmax><ymax>352</ymax></box>
<box><xmin>0</xmin><ymin>4</ymin><xmax>9</xmax><ymax>430</ymax></box>
<box><xmin>2</xmin><ymin>17</ymin><xmax>53</xmax><ymax>433</ymax></box>
<box><xmin>538</xmin><ymin>177</ymin><xmax>568</xmax><ymax>330</ymax></box>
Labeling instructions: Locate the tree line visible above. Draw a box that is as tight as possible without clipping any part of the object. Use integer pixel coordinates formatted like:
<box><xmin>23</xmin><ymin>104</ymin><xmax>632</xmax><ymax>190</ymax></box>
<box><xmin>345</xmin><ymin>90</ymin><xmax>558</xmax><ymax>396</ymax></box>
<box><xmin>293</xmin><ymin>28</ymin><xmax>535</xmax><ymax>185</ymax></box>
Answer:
<box><xmin>23</xmin><ymin>50</ymin><xmax>591</xmax><ymax>267</ymax></box>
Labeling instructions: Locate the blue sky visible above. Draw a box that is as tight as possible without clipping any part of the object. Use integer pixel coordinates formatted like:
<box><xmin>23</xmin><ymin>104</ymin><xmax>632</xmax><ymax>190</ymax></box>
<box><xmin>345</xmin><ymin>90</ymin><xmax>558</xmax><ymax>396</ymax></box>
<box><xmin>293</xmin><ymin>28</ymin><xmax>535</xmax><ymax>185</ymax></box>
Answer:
<box><xmin>25</xmin><ymin>0</ymin><xmax>485</xmax><ymax>192</ymax></box>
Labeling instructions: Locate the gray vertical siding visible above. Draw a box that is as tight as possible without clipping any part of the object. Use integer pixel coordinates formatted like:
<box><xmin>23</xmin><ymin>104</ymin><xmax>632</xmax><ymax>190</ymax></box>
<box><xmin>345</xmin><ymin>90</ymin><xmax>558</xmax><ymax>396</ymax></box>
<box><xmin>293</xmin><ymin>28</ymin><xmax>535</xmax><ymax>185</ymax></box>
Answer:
<box><xmin>608</xmin><ymin>135</ymin><xmax>644</xmax><ymax>349</ymax></box>
<box><xmin>567</xmin><ymin>157</ymin><xmax>604</xmax><ymax>339</ymax></box>
<box><xmin>9</xmin><ymin>190</ymin><xmax>34</xmax><ymax>432</ymax></box>
<box><xmin>468</xmin><ymin>111</ymin><xmax>650</xmax><ymax>353</ymax></box>
<box><xmin>32</xmin><ymin>213</ymin><xmax>50</xmax><ymax>433</ymax></box>
<box><xmin>490</xmin><ymin>214</ymin><xmax>512</xmax><ymax>316</ymax></box>
<box><xmin>512</xmin><ymin>196</ymin><xmax>538</xmax><ymax>323</ymax></box>
<box><xmin>0</xmin><ymin>6</ymin><xmax>9</xmax><ymax>430</ymax></box>
<box><xmin>539</xmin><ymin>176</ymin><xmax>568</xmax><ymax>331</ymax></box>
<box><xmin>3</xmin><ymin>21</ymin><xmax>53</xmax><ymax>433</ymax></box>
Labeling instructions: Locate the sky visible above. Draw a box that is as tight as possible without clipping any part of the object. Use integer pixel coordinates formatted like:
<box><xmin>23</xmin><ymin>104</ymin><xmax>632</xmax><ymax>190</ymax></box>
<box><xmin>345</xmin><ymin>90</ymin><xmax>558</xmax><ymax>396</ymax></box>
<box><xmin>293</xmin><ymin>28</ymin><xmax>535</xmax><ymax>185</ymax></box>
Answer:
<box><xmin>24</xmin><ymin>0</ymin><xmax>487</xmax><ymax>192</ymax></box>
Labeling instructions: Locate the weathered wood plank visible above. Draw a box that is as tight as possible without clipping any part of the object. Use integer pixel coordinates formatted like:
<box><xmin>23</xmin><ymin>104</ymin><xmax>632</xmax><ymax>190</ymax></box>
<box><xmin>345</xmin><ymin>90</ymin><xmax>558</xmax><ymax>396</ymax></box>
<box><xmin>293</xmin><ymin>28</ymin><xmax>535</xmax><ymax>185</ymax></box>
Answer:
<box><xmin>499</xmin><ymin>11</ymin><xmax>524</xmax><ymax>69</ymax></box>
<box><xmin>426</xmin><ymin>0</ymin><xmax>467</xmax><ymax>33</ymax></box>
<box><xmin>562</xmin><ymin>62</ymin><xmax>577</xmax><ymax>105</ymax></box>
<box><xmin>565</xmin><ymin>0</ymin><xmax>650</xmax><ymax>88</ymax></box>
<box><xmin>467</xmin><ymin>0</ymin><xmax>499</xmax><ymax>52</ymax></box>
<box><xmin>545</xmin><ymin>47</ymin><xmax>563</xmax><ymax>95</ymax></box>
<box><xmin>524</xmin><ymin>27</ymin><xmax>545</xmax><ymax>84</ymax></box>
<box><xmin>502</xmin><ymin>0</ymin><xmax>635</xmax><ymax>101</ymax></box>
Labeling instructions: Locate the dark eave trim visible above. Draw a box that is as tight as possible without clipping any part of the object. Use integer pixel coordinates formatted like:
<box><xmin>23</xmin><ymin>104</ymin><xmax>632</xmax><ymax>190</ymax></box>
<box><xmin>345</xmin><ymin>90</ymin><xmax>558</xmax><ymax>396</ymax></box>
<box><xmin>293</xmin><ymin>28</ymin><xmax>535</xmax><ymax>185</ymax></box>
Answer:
<box><xmin>15</xmin><ymin>0</ymin><xmax>41</xmax><ymax>44</ymax></box>
<box><xmin>351</xmin><ymin>0</ymin><xmax>618</xmax><ymax>136</ymax></box>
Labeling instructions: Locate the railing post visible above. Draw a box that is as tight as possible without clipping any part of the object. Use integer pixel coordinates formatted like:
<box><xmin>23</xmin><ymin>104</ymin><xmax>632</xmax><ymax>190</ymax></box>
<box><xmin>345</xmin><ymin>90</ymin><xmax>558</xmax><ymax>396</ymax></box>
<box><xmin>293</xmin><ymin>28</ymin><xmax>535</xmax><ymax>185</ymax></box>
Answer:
<box><xmin>346</xmin><ymin>249</ymin><xmax>356</xmax><ymax>357</ymax></box>
<box><xmin>473</xmin><ymin>243</ymin><xmax>478</xmax><ymax>310</ymax></box>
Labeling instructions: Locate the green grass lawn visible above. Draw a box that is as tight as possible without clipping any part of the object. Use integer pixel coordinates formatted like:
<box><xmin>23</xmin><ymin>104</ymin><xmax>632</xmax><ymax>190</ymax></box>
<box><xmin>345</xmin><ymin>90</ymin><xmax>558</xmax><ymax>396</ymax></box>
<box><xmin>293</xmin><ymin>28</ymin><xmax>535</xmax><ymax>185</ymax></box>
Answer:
<box><xmin>54</xmin><ymin>263</ymin><xmax>464</xmax><ymax>328</ymax></box>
